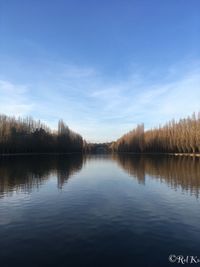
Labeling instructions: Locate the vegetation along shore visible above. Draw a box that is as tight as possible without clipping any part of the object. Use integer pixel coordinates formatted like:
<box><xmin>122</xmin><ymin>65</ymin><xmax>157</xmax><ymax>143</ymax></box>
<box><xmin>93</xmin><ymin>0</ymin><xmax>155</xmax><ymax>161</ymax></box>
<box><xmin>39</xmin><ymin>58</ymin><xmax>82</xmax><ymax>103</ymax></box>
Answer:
<box><xmin>0</xmin><ymin>112</ymin><xmax>199</xmax><ymax>155</ymax></box>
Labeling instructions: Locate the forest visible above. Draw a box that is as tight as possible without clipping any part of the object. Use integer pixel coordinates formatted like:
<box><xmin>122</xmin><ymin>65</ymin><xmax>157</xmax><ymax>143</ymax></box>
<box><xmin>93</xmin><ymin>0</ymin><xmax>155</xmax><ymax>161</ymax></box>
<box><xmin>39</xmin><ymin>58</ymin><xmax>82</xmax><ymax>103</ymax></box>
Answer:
<box><xmin>0</xmin><ymin>112</ymin><xmax>200</xmax><ymax>154</ymax></box>
<box><xmin>111</xmin><ymin>113</ymin><xmax>200</xmax><ymax>154</ymax></box>
<box><xmin>0</xmin><ymin>115</ymin><xmax>83</xmax><ymax>153</ymax></box>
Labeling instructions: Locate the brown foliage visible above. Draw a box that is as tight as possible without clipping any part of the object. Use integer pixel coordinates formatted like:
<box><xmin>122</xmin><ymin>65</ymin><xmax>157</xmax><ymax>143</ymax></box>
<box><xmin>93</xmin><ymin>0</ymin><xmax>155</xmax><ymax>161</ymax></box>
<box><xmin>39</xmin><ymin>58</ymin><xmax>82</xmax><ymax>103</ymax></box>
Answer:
<box><xmin>111</xmin><ymin>113</ymin><xmax>200</xmax><ymax>154</ymax></box>
<box><xmin>0</xmin><ymin>115</ymin><xmax>83</xmax><ymax>153</ymax></box>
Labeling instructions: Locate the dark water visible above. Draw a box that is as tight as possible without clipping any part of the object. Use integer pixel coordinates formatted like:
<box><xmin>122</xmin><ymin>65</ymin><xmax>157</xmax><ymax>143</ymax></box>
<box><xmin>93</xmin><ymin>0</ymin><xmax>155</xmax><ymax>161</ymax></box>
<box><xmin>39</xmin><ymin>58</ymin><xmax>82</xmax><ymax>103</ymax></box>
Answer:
<box><xmin>0</xmin><ymin>154</ymin><xmax>200</xmax><ymax>267</ymax></box>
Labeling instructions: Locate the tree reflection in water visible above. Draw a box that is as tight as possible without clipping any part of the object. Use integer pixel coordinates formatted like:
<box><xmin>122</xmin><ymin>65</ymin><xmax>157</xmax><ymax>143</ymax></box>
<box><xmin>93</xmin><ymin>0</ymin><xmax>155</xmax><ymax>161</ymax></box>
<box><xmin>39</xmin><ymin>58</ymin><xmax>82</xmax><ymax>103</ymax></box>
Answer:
<box><xmin>113</xmin><ymin>154</ymin><xmax>200</xmax><ymax>198</ymax></box>
<box><xmin>0</xmin><ymin>154</ymin><xmax>83</xmax><ymax>197</ymax></box>
<box><xmin>0</xmin><ymin>154</ymin><xmax>200</xmax><ymax>199</ymax></box>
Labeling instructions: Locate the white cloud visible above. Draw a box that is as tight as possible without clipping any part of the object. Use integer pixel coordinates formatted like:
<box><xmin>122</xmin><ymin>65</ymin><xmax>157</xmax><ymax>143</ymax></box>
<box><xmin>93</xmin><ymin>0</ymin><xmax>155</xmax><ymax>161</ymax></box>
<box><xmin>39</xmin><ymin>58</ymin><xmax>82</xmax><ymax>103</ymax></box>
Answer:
<box><xmin>0</xmin><ymin>80</ymin><xmax>28</xmax><ymax>94</ymax></box>
<box><xmin>0</xmin><ymin>62</ymin><xmax>200</xmax><ymax>142</ymax></box>
<box><xmin>0</xmin><ymin>80</ymin><xmax>34</xmax><ymax>116</ymax></box>
<box><xmin>61</xmin><ymin>65</ymin><xmax>97</xmax><ymax>79</ymax></box>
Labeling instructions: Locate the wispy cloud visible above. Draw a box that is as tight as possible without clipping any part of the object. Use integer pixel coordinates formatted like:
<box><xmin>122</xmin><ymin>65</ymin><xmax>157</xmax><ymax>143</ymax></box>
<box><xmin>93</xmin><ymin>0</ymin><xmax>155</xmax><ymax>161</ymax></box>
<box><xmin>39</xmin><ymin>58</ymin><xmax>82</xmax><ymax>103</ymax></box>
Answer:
<box><xmin>0</xmin><ymin>80</ymin><xmax>34</xmax><ymax>116</ymax></box>
<box><xmin>61</xmin><ymin>65</ymin><xmax>97</xmax><ymax>79</ymax></box>
<box><xmin>0</xmin><ymin>61</ymin><xmax>199</xmax><ymax>142</ymax></box>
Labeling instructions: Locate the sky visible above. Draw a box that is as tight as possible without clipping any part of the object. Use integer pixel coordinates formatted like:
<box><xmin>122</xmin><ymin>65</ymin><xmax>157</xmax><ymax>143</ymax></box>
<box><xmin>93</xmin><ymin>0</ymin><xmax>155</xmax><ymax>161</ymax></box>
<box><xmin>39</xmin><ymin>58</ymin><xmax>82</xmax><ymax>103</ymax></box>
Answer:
<box><xmin>0</xmin><ymin>0</ymin><xmax>200</xmax><ymax>142</ymax></box>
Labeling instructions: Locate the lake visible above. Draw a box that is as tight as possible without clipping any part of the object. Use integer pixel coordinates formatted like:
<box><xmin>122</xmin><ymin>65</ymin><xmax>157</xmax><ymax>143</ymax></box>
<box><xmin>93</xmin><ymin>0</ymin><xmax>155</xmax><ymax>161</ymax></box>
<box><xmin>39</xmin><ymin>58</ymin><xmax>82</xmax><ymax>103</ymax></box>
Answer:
<box><xmin>0</xmin><ymin>154</ymin><xmax>200</xmax><ymax>267</ymax></box>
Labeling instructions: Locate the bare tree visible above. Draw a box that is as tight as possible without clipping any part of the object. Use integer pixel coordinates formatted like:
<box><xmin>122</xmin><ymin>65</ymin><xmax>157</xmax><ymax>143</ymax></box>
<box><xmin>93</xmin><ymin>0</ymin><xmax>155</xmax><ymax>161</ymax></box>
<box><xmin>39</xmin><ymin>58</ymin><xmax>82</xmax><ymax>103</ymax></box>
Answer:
<box><xmin>0</xmin><ymin>115</ymin><xmax>83</xmax><ymax>154</ymax></box>
<box><xmin>112</xmin><ymin>113</ymin><xmax>200</xmax><ymax>154</ymax></box>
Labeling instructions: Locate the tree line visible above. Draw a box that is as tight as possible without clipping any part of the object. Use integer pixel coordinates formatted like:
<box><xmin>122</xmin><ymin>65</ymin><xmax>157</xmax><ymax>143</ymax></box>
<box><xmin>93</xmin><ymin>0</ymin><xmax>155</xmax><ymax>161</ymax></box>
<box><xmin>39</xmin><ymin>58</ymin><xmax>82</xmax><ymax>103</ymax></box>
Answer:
<box><xmin>0</xmin><ymin>115</ymin><xmax>83</xmax><ymax>153</ymax></box>
<box><xmin>111</xmin><ymin>113</ymin><xmax>200</xmax><ymax>154</ymax></box>
<box><xmin>83</xmin><ymin>142</ymin><xmax>112</xmax><ymax>153</ymax></box>
<box><xmin>1</xmin><ymin>112</ymin><xmax>200</xmax><ymax>154</ymax></box>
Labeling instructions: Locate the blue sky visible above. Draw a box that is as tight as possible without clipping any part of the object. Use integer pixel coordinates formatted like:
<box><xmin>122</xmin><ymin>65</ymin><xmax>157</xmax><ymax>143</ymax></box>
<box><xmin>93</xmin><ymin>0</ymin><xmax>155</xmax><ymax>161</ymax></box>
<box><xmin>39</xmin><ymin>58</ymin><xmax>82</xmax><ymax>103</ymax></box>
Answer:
<box><xmin>0</xmin><ymin>0</ymin><xmax>200</xmax><ymax>142</ymax></box>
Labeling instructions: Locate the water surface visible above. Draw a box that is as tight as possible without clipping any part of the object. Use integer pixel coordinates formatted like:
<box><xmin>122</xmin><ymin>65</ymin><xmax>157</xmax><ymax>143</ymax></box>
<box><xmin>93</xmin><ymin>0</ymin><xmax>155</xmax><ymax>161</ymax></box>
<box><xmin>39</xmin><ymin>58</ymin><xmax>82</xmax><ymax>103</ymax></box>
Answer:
<box><xmin>0</xmin><ymin>154</ymin><xmax>200</xmax><ymax>267</ymax></box>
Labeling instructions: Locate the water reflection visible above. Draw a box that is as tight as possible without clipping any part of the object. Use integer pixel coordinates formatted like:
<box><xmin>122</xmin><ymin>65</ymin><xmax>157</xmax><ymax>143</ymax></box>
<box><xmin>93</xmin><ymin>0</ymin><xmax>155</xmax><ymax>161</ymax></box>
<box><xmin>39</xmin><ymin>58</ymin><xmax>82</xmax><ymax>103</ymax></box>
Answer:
<box><xmin>114</xmin><ymin>154</ymin><xmax>200</xmax><ymax>198</ymax></box>
<box><xmin>1</xmin><ymin>154</ymin><xmax>200</xmax><ymax>267</ymax></box>
<box><xmin>1</xmin><ymin>154</ymin><xmax>200</xmax><ymax>199</ymax></box>
<box><xmin>0</xmin><ymin>154</ymin><xmax>83</xmax><ymax>197</ymax></box>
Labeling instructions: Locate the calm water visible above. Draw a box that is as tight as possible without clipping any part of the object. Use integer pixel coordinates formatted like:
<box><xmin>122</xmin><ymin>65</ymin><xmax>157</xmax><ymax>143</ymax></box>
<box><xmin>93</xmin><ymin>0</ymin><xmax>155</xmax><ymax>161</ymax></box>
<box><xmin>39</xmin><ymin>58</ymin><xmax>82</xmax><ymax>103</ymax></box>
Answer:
<box><xmin>0</xmin><ymin>154</ymin><xmax>200</xmax><ymax>267</ymax></box>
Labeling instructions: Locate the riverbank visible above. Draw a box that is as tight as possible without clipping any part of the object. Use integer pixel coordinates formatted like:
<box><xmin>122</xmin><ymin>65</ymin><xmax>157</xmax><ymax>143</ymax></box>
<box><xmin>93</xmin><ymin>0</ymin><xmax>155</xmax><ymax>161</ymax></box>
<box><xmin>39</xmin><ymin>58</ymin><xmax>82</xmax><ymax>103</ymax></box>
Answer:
<box><xmin>171</xmin><ymin>153</ymin><xmax>200</xmax><ymax>157</ymax></box>
<box><xmin>0</xmin><ymin>152</ymin><xmax>83</xmax><ymax>157</ymax></box>
<box><xmin>1</xmin><ymin>152</ymin><xmax>200</xmax><ymax>158</ymax></box>
<box><xmin>115</xmin><ymin>152</ymin><xmax>200</xmax><ymax>157</ymax></box>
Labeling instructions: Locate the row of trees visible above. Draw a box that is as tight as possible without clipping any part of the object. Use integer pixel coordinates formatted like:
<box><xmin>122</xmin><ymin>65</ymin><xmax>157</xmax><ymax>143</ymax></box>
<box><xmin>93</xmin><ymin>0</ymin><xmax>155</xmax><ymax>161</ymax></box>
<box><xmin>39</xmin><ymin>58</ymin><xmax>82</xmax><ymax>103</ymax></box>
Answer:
<box><xmin>111</xmin><ymin>113</ymin><xmax>200</xmax><ymax>154</ymax></box>
<box><xmin>0</xmin><ymin>115</ymin><xmax>83</xmax><ymax>153</ymax></box>
<box><xmin>83</xmin><ymin>142</ymin><xmax>112</xmax><ymax>153</ymax></box>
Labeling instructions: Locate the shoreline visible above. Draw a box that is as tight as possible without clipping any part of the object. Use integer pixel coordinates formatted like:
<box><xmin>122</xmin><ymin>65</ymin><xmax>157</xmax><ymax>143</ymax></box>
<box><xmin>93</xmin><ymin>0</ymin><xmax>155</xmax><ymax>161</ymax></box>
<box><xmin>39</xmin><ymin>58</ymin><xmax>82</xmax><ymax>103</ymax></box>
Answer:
<box><xmin>0</xmin><ymin>152</ymin><xmax>200</xmax><ymax>157</ymax></box>
<box><xmin>170</xmin><ymin>153</ymin><xmax>200</xmax><ymax>157</ymax></box>
<box><xmin>115</xmin><ymin>152</ymin><xmax>200</xmax><ymax>157</ymax></box>
<box><xmin>0</xmin><ymin>152</ymin><xmax>83</xmax><ymax>157</ymax></box>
